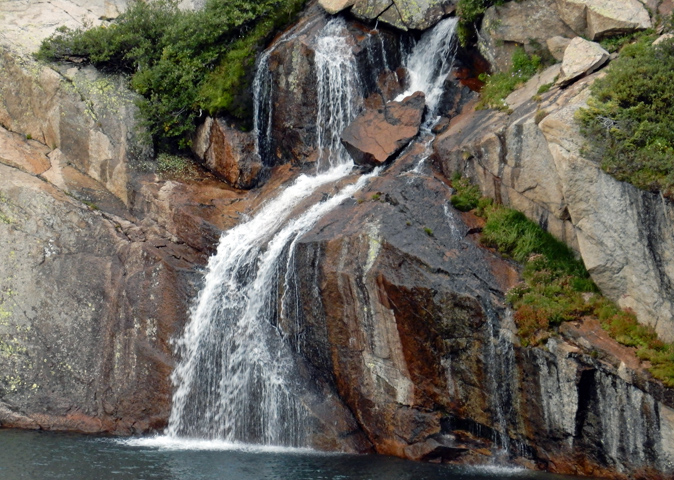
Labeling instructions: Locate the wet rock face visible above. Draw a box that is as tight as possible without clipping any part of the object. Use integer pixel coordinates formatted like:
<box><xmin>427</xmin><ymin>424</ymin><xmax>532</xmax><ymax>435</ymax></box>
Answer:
<box><xmin>340</xmin><ymin>91</ymin><xmax>425</xmax><ymax>166</ymax></box>
<box><xmin>262</xmin><ymin>15</ymin><xmax>410</xmax><ymax>167</ymax></box>
<box><xmin>294</xmin><ymin>140</ymin><xmax>513</xmax><ymax>458</ymax></box>
<box><xmin>288</xmin><ymin>139</ymin><xmax>674</xmax><ymax>478</ymax></box>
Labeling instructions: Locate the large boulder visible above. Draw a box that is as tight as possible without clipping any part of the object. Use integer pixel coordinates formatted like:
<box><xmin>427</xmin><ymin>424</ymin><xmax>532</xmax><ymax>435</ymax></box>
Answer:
<box><xmin>328</xmin><ymin>0</ymin><xmax>456</xmax><ymax>31</ymax></box>
<box><xmin>479</xmin><ymin>0</ymin><xmax>576</xmax><ymax>72</ymax></box>
<box><xmin>555</xmin><ymin>0</ymin><xmax>651</xmax><ymax>40</ymax></box>
<box><xmin>192</xmin><ymin>118</ymin><xmax>263</xmax><ymax>190</ymax></box>
<box><xmin>341</xmin><ymin>91</ymin><xmax>425</xmax><ymax>166</ymax></box>
<box><xmin>319</xmin><ymin>0</ymin><xmax>357</xmax><ymax>14</ymax></box>
<box><xmin>556</xmin><ymin>37</ymin><xmax>609</xmax><ymax>86</ymax></box>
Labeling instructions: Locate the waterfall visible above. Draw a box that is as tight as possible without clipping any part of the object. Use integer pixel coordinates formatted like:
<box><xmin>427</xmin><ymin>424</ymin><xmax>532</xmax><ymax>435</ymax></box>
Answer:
<box><xmin>396</xmin><ymin>16</ymin><xmax>459</xmax><ymax>120</ymax></box>
<box><xmin>168</xmin><ymin>15</ymin><xmax>463</xmax><ymax>448</ymax></box>
<box><xmin>315</xmin><ymin>20</ymin><xmax>362</xmax><ymax>170</ymax></box>
<box><xmin>167</xmin><ymin>18</ymin><xmax>366</xmax><ymax>446</ymax></box>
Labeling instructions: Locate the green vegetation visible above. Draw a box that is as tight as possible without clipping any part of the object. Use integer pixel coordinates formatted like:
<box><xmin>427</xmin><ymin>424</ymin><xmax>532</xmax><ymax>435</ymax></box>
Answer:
<box><xmin>594</xmin><ymin>297</ymin><xmax>674</xmax><ymax>387</ymax></box>
<box><xmin>423</xmin><ymin>227</ymin><xmax>434</xmax><ymax>237</ymax></box>
<box><xmin>598</xmin><ymin>30</ymin><xmax>654</xmax><ymax>53</ymax></box>
<box><xmin>577</xmin><ymin>35</ymin><xmax>674</xmax><ymax>198</ymax></box>
<box><xmin>477</xmin><ymin>47</ymin><xmax>542</xmax><ymax>110</ymax></box>
<box><xmin>36</xmin><ymin>0</ymin><xmax>306</xmax><ymax>149</ymax></box>
<box><xmin>156</xmin><ymin>152</ymin><xmax>196</xmax><ymax>178</ymax></box>
<box><xmin>536</xmin><ymin>82</ymin><xmax>552</xmax><ymax>95</ymax></box>
<box><xmin>451</xmin><ymin>175</ymin><xmax>674</xmax><ymax>386</ymax></box>
<box><xmin>534</xmin><ymin>109</ymin><xmax>549</xmax><ymax>125</ymax></box>
<box><xmin>456</xmin><ymin>0</ymin><xmax>508</xmax><ymax>46</ymax></box>
<box><xmin>81</xmin><ymin>200</ymin><xmax>100</xmax><ymax>211</ymax></box>
<box><xmin>450</xmin><ymin>172</ymin><xmax>481</xmax><ymax>211</ymax></box>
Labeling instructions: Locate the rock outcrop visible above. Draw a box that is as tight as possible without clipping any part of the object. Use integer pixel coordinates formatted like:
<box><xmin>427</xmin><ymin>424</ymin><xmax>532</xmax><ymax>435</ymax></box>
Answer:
<box><xmin>556</xmin><ymin>0</ymin><xmax>652</xmax><ymax>40</ymax></box>
<box><xmin>319</xmin><ymin>0</ymin><xmax>456</xmax><ymax>30</ymax></box>
<box><xmin>293</xmin><ymin>135</ymin><xmax>674</xmax><ymax>478</ymax></box>
<box><xmin>433</xmin><ymin>70</ymin><xmax>674</xmax><ymax>344</ymax></box>
<box><xmin>478</xmin><ymin>0</ymin><xmax>651</xmax><ymax>73</ymax></box>
<box><xmin>0</xmin><ymin>0</ymin><xmax>260</xmax><ymax>433</ymax></box>
<box><xmin>340</xmin><ymin>91</ymin><xmax>425</xmax><ymax>166</ymax></box>
<box><xmin>556</xmin><ymin>37</ymin><xmax>609</xmax><ymax>86</ymax></box>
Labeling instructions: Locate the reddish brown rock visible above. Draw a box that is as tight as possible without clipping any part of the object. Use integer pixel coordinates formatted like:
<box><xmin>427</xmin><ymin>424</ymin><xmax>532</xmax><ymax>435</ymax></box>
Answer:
<box><xmin>340</xmin><ymin>91</ymin><xmax>425</xmax><ymax>166</ymax></box>
<box><xmin>192</xmin><ymin>118</ymin><xmax>263</xmax><ymax>190</ymax></box>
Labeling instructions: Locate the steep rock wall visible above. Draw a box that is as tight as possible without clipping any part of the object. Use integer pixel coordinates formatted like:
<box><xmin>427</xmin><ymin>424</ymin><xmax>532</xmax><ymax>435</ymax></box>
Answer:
<box><xmin>0</xmin><ymin>0</ymin><xmax>260</xmax><ymax>433</ymax></box>
<box><xmin>433</xmin><ymin>73</ymin><xmax>674</xmax><ymax>343</ymax></box>
<box><xmin>291</xmin><ymin>137</ymin><xmax>674</xmax><ymax>478</ymax></box>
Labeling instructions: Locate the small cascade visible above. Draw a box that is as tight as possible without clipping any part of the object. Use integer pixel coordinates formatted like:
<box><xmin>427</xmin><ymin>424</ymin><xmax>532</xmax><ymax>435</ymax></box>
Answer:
<box><xmin>483</xmin><ymin>304</ymin><xmax>517</xmax><ymax>458</ymax></box>
<box><xmin>253</xmin><ymin>19</ymin><xmax>319</xmax><ymax>165</ymax></box>
<box><xmin>315</xmin><ymin>19</ymin><xmax>362</xmax><ymax>170</ymax></box>
<box><xmin>396</xmin><ymin>16</ymin><xmax>459</xmax><ymax>121</ymax></box>
<box><xmin>167</xmin><ymin>18</ymin><xmax>366</xmax><ymax>446</ymax></box>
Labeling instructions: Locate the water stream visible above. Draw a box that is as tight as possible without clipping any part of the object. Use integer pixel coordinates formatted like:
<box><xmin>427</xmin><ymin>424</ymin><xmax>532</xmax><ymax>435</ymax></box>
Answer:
<box><xmin>168</xmin><ymin>18</ymin><xmax>364</xmax><ymax>446</ymax></box>
<box><xmin>168</xmin><ymin>13</ymin><xmax>478</xmax><ymax>453</ymax></box>
<box><xmin>395</xmin><ymin>16</ymin><xmax>459</xmax><ymax>124</ymax></box>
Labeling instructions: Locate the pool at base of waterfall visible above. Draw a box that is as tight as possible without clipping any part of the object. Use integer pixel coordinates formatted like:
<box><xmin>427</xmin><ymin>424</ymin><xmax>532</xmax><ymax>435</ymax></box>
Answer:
<box><xmin>0</xmin><ymin>429</ymin><xmax>597</xmax><ymax>480</ymax></box>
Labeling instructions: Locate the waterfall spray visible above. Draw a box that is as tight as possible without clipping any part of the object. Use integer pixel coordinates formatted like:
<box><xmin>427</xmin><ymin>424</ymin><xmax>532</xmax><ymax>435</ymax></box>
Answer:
<box><xmin>167</xmin><ymin>18</ymin><xmax>366</xmax><ymax>446</ymax></box>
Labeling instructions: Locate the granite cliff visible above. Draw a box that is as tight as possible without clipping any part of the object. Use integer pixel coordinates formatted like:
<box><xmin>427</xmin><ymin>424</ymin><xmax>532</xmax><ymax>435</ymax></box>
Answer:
<box><xmin>1</xmin><ymin>1</ymin><xmax>674</xmax><ymax>479</ymax></box>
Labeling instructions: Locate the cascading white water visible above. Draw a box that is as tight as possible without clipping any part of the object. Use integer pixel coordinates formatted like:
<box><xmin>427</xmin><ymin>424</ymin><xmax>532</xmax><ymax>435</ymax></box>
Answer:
<box><xmin>396</xmin><ymin>16</ymin><xmax>459</xmax><ymax>120</ymax></box>
<box><xmin>168</xmin><ymin>15</ymin><xmax>463</xmax><ymax>448</ymax></box>
<box><xmin>315</xmin><ymin>20</ymin><xmax>361</xmax><ymax>170</ymax></box>
<box><xmin>167</xmin><ymin>18</ymin><xmax>365</xmax><ymax>446</ymax></box>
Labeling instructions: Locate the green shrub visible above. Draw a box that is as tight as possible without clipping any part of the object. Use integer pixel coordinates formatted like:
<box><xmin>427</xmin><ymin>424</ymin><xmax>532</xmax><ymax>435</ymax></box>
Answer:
<box><xmin>450</xmin><ymin>173</ymin><xmax>481</xmax><ymax>211</ymax></box>
<box><xmin>536</xmin><ymin>82</ymin><xmax>552</xmax><ymax>95</ymax></box>
<box><xmin>456</xmin><ymin>0</ymin><xmax>509</xmax><ymax>46</ymax></box>
<box><xmin>156</xmin><ymin>152</ymin><xmax>195</xmax><ymax>178</ymax></box>
<box><xmin>477</xmin><ymin>47</ymin><xmax>542</xmax><ymax>110</ymax></box>
<box><xmin>36</xmin><ymin>0</ymin><xmax>306</xmax><ymax>149</ymax></box>
<box><xmin>577</xmin><ymin>36</ymin><xmax>674</xmax><ymax>197</ymax></box>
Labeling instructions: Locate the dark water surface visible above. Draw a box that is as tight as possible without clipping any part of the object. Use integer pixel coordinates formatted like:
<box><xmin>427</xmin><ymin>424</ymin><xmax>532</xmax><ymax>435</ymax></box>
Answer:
<box><xmin>0</xmin><ymin>429</ymin><xmax>595</xmax><ymax>480</ymax></box>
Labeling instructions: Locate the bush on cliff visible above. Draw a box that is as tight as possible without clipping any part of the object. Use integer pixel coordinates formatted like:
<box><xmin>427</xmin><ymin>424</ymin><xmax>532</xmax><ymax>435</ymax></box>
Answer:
<box><xmin>577</xmin><ymin>36</ymin><xmax>674</xmax><ymax>198</ymax></box>
<box><xmin>36</xmin><ymin>0</ymin><xmax>306</xmax><ymax>149</ymax></box>
<box><xmin>456</xmin><ymin>0</ymin><xmax>509</xmax><ymax>46</ymax></box>
<box><xmin>476</xmin><ymin>47</ymin><xmax>542</xmax><ymax>110</ymax></box>
<box><xmin>451</xmin><ymin>175</ymin><xmax>674</xmax><ymax>386</ymax></box>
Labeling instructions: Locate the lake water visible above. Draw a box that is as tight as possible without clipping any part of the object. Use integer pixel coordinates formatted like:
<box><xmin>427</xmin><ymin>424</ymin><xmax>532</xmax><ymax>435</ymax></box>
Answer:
<box><xmin>0</xmin><ymin>429</ymin><xmax>597</xmax><ymax>480</ymax></box>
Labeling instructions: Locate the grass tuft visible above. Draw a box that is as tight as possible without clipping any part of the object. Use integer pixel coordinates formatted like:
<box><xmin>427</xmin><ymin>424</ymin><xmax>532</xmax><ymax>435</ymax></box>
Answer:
<box><xmin>477</xmin><ymin>47</ymin><xmax>543</xmax><ymax>111</ymax></box>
